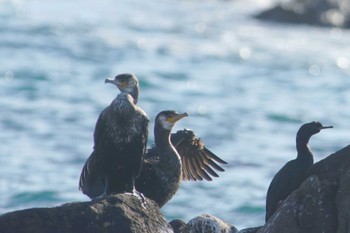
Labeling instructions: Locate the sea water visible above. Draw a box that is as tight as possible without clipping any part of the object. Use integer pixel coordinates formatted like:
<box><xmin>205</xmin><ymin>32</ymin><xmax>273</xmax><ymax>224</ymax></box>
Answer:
<box><xmin>1</xmin><ymin>0</ymin><xmax>350</xmax><ymax>229</ymax></box>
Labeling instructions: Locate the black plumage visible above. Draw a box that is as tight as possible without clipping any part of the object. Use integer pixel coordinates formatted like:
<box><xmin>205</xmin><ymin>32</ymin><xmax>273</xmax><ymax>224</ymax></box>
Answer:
<box><xmin>135</xmin><ymin>111</ymin><xmax>188</xmax><ymax>207</ymax></box>
<box><xmin>136</xmin><ymin>113</ymin><xmax>227</xmax><ymax>207</ymax></box>
<box><xmin>79</xmin><ymin>73</ymin><xmax>149</xmax><ymax>196</ymax></box>
<box><xmin>265</xmin><ymin>121</ymin><xmax>333</xmax><ymax>221</ymax></box>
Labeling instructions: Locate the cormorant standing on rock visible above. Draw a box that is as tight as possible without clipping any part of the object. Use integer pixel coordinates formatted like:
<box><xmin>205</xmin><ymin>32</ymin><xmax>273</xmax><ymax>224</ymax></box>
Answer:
<box><xmin>135</xmin><ymin>110</ymin><xmax>188</xmax><ymax>207</ymax></box>
<box><xmin>136</xmin><ymin>111</ymin><xmax>227</xmax><ymax>207</ymax></box>
<box><xmin>265</xmin><ymin>121</ymin><xmax>333</xmax><ymax>221</ymax></box>
<box><xmin>79</xmin><ymin>73</ymin><xmax>149</xmax><ymax>196</ymax></box>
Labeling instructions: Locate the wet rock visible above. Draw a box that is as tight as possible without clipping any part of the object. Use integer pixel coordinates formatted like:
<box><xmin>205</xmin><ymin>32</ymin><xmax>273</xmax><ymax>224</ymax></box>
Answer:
<box><xmin>184</xmin><ymin>214</ymin><xmax>238</xmax><ymax>233</ymax></box>
<box><xmin>255</xmin><ymin>0</ymin><xmax>350</xmax><ymax>28</ymax></box>
<box><xmin>0</xmin><ymin>194</ymin><xmax>173</xmax><ymax>233</ymax></box>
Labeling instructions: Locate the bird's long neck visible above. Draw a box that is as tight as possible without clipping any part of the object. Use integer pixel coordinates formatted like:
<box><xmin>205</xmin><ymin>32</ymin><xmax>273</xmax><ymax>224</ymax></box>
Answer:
<box><xmin>154</xmin><ymin>126</ymin><xmax>181</xmax><ymax>172</ymax></box>
<box><xmin>129</xmin><ymin>86</ymin><xmax>139</xmax><ymax>104</ymax></box>
<box><xmin>112</xmin><ymin>93</ymin><xmax>135</xmax><ymax>113</ymax></box>
<box><xmin>296</xmin><ymin>134</ymin><xmax>314</xmax><ymax>164</ymax></box>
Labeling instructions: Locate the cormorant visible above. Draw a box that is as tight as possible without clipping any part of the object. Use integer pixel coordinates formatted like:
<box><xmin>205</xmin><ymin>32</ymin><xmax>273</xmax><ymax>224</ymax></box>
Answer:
<box><xmin>265</xmin><ymin>121</ymin><xmax>333</xmax><ymax>221</ymax></box>
<box><xmin>79</xmin><ymin>73</ymin><xmax>149</xmax><ymax>196</ymax></box>
<box><xmin>135</xmin><ymin>111</ymin><xmax>227</xmax><ymax>207</ymax></box>
<box><xmin>135</xmin><ymin>110</ymin><xmax>188</xmax><ymax>207</ymax></box>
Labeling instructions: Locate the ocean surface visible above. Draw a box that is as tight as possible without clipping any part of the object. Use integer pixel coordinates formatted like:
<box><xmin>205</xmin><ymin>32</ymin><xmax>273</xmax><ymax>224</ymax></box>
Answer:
<box><xmin>1</xmin><ymin>0</ymin><xmax>350</xmax><ymax>229</ymax></box>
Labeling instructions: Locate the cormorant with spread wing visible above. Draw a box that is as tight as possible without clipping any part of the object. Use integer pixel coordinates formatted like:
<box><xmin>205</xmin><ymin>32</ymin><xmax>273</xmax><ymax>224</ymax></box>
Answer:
<box><xmin>79</xmin><ymin>73</ymin><xmax>149</xmax><ymax>196</ymax></box>
<box><xmin>136</xmin><ymin>111</ymin><xmax>227</xmax><ymax>207</ymax></box>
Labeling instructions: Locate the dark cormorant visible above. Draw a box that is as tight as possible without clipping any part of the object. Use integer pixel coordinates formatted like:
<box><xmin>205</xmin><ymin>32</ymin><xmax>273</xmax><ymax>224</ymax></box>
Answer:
<box><xmin>79</xmin><ymin>73</ymin><xmax>149</xmax><ymax>196</ymax></box>
<box><xmin>135</xmin><ymin>111</ymin><xmax>227</xmax><ymax>207</ymax></box>
<box><xmin>265</xmin><ymin>121</ymin><xmax>333</xmax><ymax>221</ymax></box>
<box><xmin>135</xmin><ymin>110</ymin><xmax>188</xmax><ymax>207</ymax></box>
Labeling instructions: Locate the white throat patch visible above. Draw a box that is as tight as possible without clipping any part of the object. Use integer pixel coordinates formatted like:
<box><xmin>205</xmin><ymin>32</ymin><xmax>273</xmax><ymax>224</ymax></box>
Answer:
<box><xmin>159</xmin><ymin>115</ymin><xmax>174</xmax><ymax>130</ymax></box>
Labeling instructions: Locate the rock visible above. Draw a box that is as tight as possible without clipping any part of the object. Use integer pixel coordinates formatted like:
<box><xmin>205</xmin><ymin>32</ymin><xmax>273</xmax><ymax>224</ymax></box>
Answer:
<box><xmin>0</xmin><ymin>194</ymin><xmax>173</xmax><ymax>233</ymax></box>
<box><xmin>184</xmin><ymin>214</ymin><xmax>238</xmax><ymax>233</ymax></box>
<box><xmin>258</xmin><ymin>176</ymin><xmax>337</xmax><ymax>233</ymax></box>
<box><xmin>335</xmin><ymin>168</ymin><xmax>350</xmax><ymax>233</ymax></box>
<box><xmin>238</xmin><ymin>226</ymin><xmax>262</xmax><ymax>233</ymax></box>
<box><xmin>169</xmin><ymin>219</ymin><xmax>186</xmax><ymax>233</ymax></box>
<box><xmin>255</xmin><ymin>0</ymin><xmax>350</xmax><ymax>28</ymax></box>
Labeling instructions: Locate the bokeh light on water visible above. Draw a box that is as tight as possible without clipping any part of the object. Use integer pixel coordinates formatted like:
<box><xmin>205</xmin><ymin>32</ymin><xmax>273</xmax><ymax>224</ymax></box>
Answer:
<box><xmin>1</xmin><ymin>0</ymin><xmax>350</xmax><ymax>229</ymax></box>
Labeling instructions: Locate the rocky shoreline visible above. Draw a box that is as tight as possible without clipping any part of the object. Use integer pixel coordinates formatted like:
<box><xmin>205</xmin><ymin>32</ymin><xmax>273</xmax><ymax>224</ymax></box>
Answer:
<box><xmin>1</xmin><ymin>145</ymin><xmax>350</xmax><ymax>233</ymax></box>
<box><xmin>255</xmin><ymin>0</ymin><xmax>350</xmax><ymax>28</ymax></box>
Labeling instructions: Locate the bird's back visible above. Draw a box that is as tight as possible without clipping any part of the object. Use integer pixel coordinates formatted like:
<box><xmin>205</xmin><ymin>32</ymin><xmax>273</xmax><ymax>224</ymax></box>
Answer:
<box><xmin>265</xmin><ymin>159</ymin><xmax>311</xmax><ymax>221</ymax></box>
<box><xmin>80</xmin><ymin>93</ymin><xmax>148</xmax><ymax>196</ymax></box>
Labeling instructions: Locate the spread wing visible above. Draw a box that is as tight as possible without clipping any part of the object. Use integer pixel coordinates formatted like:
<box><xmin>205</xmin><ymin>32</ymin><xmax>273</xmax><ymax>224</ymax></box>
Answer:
<box><xmin>171</xmin><ymin>129</ymin><xmax>227</xmax><ymax>181</ymax></box>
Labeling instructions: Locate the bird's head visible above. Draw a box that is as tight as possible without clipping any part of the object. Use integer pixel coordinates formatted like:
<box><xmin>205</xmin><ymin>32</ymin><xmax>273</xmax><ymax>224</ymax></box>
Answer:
<box><xmin>156</xmin><ymin>111</ymin><xmax>188</xmax><ymax>130</ymax></box>
<box><xmin>105</xmin><ymin>73</ymin><xmax>139</xmax><ymax>103</ymax></box>
<box><xmin>297</xmin><ymin>121</ymin><xmax>333</xmax><ymax>139</ymax></box>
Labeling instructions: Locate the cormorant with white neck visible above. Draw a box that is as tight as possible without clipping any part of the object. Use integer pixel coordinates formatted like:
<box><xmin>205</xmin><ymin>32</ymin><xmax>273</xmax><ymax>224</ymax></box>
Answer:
<box><xmin>136</xmin><ymin>111</ymin><xmax>227</xmax><ymax>207</ymax></box>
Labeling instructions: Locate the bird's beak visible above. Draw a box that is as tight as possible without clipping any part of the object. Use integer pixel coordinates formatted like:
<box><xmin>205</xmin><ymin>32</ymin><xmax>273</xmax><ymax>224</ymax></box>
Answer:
<box><xmin>169</xmin><ymin>112</ymin><xmax>188</xmax><ymax>123</ymax></box>
<box><xmin>105</xmin><ymin>78</ymin><xmax>126</xmax><ymax>89</ymax></box>
<box><xmin>105</xmin><ymin>78</ymin><xmax>116</xmax><ymax>85</ymax></box>
<box><xmin>321</xmin><ymin>125</ymin><xmax>333</xmax><ymax>130</ymax></box>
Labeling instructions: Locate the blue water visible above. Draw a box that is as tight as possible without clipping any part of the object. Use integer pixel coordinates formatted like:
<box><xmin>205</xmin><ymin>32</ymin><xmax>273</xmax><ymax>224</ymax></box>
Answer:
<box><xmin>1</xmin><ymin>0</ymin><xmax>350</xmax><ymax>229</ymax></box>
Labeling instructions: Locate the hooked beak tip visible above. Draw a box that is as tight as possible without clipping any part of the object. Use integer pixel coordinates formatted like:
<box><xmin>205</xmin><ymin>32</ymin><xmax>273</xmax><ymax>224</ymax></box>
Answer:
<box><xmin>105</xmin><ymin>78</ymin><xmax>112</xmax><ymax>84</ymax></box>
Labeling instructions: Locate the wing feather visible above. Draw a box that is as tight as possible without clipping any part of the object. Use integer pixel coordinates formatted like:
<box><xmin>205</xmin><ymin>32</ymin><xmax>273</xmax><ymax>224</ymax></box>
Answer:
<box><xmin>187</xmin><ymin>155</ymin><xmax>204</xmax><ymax>181</ymax></box>
<box><xmin>79</xmin><ymin>151</ymin><xmax>104</xmax><ymax>198</ymax></box>
<box><xmin>193</xmin><ymin>155</ymin><xmax>212</xmax><ymax>181</ymax></box>
<box><xmin>170</xmin><ymin>129</ymin><xmax>227</xmax><ymax>182</ymax></box>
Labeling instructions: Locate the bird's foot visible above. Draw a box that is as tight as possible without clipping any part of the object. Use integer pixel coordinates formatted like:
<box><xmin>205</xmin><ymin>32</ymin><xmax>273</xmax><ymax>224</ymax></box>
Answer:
<box><xmin>126</xmin><ymin>189</ymin><xmax>147</xmax><ymax>209</ymax></box>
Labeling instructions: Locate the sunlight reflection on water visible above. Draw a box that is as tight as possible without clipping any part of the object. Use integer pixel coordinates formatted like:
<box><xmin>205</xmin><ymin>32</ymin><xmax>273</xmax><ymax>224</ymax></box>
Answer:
<box><xmin>1</xmin><ymin>0</ymin><xmax>350</xmax><ymax>229</ymax></box>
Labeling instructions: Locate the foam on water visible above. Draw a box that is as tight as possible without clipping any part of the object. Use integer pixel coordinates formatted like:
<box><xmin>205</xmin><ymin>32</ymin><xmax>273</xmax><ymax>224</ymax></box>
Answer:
<box><xmin>1</xmin><ymin>0</ymin><xmax>350</xmax><ymax>229</ymax></box>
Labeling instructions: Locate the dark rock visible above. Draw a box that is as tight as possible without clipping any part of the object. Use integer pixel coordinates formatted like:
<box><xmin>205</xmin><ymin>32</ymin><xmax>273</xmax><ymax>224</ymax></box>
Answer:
<box><xmin>258</xmin><ymin>176</ymin><xmax>337</xmax><ymax>233</ymax></box>
<box><xmin>238</xmin><ymin>226</ymin><xmax>262</xmax><ymax>233</ymax></box>
<box><xmin>255</xmin><ymin>0</ymin><xmax>350</xmax><ymax>28</ymax></box>
<box><xmin>184</xmin><ymin>214</ymin><xmax>238</xmax><ymax>233</ymax></box>
<box><xmin>0</xmin><ymin>194</ymin><xmax>173</xmax><ymax>233</ymax></box>
<box><xmin>169</xmin><ymin>219</ymin><xmax>186</xmax><ymax>233</ymax></box>
<box><xmin>335</xmin><ymin>169</ymin><xmax>350</xmax><ymax>233</ymax></box>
